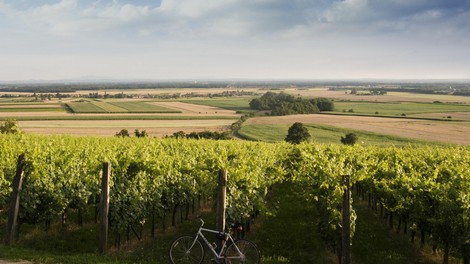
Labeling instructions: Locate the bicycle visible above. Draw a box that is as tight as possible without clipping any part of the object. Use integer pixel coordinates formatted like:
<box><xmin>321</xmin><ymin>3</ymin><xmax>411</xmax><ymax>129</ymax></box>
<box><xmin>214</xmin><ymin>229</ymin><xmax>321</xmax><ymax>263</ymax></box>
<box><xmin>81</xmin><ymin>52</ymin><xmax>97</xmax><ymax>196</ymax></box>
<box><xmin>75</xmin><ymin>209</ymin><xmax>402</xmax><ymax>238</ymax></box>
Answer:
<box><xmin>169</xmin><ymin>218</ymin><xmax>260</xmax><ymax>263</ymax></box>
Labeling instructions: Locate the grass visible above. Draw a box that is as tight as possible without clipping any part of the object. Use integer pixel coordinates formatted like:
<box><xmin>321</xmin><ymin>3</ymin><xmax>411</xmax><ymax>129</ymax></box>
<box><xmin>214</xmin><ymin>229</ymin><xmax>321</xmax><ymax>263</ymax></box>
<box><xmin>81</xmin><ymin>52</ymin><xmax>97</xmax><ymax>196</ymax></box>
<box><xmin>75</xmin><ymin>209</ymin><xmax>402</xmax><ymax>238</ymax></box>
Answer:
<box><xmin>334</xmin><ymin>101</ymin><xmax>470</xmax><ymax>116</ymax></box>
<box><xmin>0</xmin><ymin>182</ymin><xmax>448</xmax><ymax>264</ymax></box>
<box><xmin>351</xmin><ymin>200</ymin><xmax>435</xmax><ymax>264</ymax></box>
<box><xmin>238</xmin><ymin>123</ymin><xmax>444</xmax><ymax>146</ymax></box>
<box><xmin>253</xmin><ymin>183</ymin><xmax>331</xmax><ymax>263</ymax></box>
<box><xmin>0</xmin><ymin>207</ymin><xmax>218</xmax><ymax>264</ymax></box>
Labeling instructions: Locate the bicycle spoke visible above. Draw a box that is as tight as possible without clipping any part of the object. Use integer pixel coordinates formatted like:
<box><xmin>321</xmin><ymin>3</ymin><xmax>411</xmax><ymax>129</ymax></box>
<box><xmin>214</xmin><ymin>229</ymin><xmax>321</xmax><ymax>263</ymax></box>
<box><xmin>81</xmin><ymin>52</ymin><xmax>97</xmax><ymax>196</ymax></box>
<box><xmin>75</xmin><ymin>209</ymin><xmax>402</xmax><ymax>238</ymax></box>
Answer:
<box><xmin>169</xmin><ymin>236</ymin><xmax>204</xmax><ymax>264</ymax></box>
<box><xmin>225</xmin><ymin>239</ymin><xmax>260</xmax><ymax>264</ymax></box>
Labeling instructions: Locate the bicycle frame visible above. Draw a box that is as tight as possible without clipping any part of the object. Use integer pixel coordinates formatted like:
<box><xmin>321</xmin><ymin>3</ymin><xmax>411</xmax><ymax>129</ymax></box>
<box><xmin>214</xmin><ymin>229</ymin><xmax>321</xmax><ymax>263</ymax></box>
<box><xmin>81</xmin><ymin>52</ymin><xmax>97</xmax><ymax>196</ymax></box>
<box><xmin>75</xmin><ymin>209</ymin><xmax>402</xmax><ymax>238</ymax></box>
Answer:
<box><xmin>189</xmin><ymin>219</ymin><xmax>244</xmax><ymax>262</ymax></box>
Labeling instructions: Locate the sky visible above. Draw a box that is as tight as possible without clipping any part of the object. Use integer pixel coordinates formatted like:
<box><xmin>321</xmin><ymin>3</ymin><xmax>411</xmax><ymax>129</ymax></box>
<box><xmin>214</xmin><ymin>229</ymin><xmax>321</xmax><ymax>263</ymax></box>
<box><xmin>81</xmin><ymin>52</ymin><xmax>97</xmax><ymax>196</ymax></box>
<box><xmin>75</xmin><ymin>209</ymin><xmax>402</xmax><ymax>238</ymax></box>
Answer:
<box><xmin>0</xmin><ymin>0</ymin><xmax>469</xmax><ymax>81</ymax></box>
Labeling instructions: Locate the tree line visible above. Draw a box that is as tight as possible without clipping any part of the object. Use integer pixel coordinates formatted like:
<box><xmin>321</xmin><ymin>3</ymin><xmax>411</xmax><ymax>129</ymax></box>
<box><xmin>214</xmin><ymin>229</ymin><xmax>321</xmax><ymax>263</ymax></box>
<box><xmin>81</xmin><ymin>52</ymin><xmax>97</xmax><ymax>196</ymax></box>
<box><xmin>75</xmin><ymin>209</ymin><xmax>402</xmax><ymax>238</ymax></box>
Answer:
<box><xmin>249</xmin><ymin>92</ymin><xmax>334</xmax><ymax>115</ymax></box>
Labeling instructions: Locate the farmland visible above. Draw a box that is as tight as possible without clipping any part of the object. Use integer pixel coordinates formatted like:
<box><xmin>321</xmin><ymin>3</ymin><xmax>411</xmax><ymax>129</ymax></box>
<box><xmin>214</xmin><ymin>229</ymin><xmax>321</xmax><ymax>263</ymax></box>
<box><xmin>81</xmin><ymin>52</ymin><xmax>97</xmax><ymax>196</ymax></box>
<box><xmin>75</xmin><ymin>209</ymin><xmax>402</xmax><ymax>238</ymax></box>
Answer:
<box><xmin>240</xmin><ymin>114</ymin><xmax>470</xmax><ymax>145</ymax></box>
<box><xmin>0</xmin><ymin>97</ymin><xmax>242</xmax><ymax>136</ymax></box>
<box><xmin>0</xmin><ymin>87</ymin><xmax>469</xmax><ymax>144</ymax></box>
<box><xmin>66</xmin><ymin>100</ymin><xmax>181</xmax><ymax>113</ymax></box>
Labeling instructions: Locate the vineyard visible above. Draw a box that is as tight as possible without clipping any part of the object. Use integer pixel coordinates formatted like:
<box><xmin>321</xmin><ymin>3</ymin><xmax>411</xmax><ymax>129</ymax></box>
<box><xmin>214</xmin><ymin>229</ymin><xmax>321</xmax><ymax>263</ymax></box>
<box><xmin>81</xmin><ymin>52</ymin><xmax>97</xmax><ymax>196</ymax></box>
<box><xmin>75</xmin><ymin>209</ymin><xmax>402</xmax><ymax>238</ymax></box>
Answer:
<box><xmin>0</xmin><ymin>134</ymin><xmax>469</xmax><ymax>263</ymax></box>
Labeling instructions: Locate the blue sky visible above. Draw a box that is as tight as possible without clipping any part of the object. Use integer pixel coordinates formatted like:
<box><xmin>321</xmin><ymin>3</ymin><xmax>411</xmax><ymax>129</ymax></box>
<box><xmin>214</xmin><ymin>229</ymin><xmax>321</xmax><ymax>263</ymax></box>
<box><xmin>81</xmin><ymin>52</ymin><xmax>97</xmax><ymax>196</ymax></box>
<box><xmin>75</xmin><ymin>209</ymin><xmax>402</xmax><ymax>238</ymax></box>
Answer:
<box><xmin>0</xmin><ymin>0</ymin><xmax>469</xmax><ymax>81</ymax></box>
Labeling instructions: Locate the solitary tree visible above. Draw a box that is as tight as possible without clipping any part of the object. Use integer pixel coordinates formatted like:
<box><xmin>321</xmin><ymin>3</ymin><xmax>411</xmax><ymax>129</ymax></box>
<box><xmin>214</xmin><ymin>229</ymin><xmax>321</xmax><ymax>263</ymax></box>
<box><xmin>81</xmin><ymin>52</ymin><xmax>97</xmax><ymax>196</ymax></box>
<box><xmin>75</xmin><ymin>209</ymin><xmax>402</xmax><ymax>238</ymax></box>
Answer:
<box><xmin>285</xmin><ymin>122</ymin><xmax>311</xmax><ymax>144</ymax></box>
<box><xmin>341</xmin><ymin>133</ymin><xmax>358</xmax><ymax>145</ymax></box>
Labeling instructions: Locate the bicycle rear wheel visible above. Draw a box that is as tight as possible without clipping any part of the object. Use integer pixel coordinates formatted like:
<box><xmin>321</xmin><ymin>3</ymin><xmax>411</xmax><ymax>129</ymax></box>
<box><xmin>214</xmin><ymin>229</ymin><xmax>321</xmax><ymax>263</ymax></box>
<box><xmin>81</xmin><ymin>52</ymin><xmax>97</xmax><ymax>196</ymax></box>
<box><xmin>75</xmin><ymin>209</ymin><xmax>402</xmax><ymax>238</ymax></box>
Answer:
<box><xmin>169</xmin><ymin>236</ymin><xmax>204</xmax><ymax>264</ymax></box>
<box><xmin>225</xmin><ymin>239</ymin><xmax>260</xmax><ymax>264</ymax></box>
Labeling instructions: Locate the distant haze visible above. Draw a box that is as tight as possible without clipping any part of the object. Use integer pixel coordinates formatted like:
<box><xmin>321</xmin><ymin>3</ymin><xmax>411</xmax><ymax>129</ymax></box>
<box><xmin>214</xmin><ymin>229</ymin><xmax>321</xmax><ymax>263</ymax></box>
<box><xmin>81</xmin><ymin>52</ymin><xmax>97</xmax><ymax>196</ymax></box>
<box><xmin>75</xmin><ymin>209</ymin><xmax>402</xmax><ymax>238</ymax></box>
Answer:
<box><xmin>1</xmin><ymin>0</ymin><xmax>469</xmax><ymax>81</ymax></box>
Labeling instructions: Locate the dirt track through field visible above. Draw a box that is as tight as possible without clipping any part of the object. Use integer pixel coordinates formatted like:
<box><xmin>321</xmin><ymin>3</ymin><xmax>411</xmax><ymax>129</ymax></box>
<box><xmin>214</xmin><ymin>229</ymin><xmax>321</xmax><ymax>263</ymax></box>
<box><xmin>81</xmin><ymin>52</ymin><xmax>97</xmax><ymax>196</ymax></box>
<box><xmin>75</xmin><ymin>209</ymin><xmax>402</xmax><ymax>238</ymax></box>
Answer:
<box><xmin>245</xmin><ymin>114</ymin><xmax>470</xmax><ymax>145</ymax></box>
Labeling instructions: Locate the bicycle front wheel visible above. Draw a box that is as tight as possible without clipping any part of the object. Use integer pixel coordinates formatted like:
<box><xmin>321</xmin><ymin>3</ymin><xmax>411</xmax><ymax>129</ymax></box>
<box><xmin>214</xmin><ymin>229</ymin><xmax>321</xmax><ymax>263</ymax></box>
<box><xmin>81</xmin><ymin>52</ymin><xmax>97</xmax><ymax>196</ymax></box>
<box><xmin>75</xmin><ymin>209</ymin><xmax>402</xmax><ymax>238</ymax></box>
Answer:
<box><xmin>225</xmin><ymin>239</ymin><xmax>260</xmax><ymax>264</ymax></box>
<box><xmin>169</xmin><ymin>236</ymin><xmax>204</xmax><ymax>264</ymax></box>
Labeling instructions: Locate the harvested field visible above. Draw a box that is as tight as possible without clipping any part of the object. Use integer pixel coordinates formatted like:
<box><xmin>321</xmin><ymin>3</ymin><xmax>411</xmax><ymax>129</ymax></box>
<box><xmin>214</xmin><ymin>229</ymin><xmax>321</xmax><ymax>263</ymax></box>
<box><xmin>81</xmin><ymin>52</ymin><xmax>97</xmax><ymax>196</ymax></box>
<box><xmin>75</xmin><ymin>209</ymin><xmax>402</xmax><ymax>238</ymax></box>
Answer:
<box><xmin>244</xmin><ymin>114</ymin><xmax>470</xmax><ymax>145</ymax></box>
<box><xmin>152</xmin><ymin>101</ymin><xmax>238</xmax><ymax>116</ymax></box>
<box><xmin>0</xmin><ymin>111</ymin><xmax>70</xmax><ymax>117</ymax></box>
<box><xmin>288</xmin><ymin>89</ymin><xmax>470</xmax><ymax>104</ymax></box>
<box><xmin>0</xmin><ymin>104</ymin><xmax>60</xmax><ymax>108</ymax></box>
<box><xmin>18</xmin><ymin>119</ymin><xmax>234</xmax><ymax>137</ymax></box>
<box><xmin>109</xmin><ymin>101</ymin><xmax>180</xmax><ymax>113</ymax></box>
<box><xmin>410</xmin><ymin>112</ymin><xmax>470</xmax><ymax>121</ymax></box>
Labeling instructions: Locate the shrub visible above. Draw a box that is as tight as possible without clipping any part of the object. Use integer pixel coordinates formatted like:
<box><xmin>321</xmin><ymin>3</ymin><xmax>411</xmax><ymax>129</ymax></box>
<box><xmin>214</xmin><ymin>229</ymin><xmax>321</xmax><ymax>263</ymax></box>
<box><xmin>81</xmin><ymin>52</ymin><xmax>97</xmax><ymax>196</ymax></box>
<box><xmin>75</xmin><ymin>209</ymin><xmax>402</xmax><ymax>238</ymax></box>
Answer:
<box><xmin>0</xmin><ymin>119</ymin><xmax>21</xmax><ymax>134</ymax></box>
<box><xmin>115</xmin><ymin>129</ymin><xmax>130</xmax><ymax>137</ymax></box>
<box><xmin>340</xmin><ymin>133</ymin><xmax>358</xmax><ymax>146</ymax></box>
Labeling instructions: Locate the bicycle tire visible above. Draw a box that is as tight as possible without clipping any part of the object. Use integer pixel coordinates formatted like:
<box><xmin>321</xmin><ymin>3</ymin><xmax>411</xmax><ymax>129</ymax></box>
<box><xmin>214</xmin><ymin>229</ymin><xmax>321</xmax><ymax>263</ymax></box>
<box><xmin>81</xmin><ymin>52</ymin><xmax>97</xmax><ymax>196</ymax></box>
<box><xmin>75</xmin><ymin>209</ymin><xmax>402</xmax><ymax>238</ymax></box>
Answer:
<box><xmin>224</xmin><ymin>239</ymin><xmax>260</xmax><ymax>264</ymax></box>
<box><xmin>169</xmin><ymin>236</ymin><xmax>205</xmax><ymax>264</ymax></box>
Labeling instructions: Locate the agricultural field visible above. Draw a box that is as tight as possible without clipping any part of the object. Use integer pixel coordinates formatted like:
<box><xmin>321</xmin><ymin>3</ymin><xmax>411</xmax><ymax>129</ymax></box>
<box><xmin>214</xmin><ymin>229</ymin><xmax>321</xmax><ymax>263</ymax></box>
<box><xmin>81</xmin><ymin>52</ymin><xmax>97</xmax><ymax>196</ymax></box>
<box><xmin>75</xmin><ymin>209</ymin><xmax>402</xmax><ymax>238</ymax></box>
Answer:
<box><xmin>0</xmin><ymin>97</ymin><xmax>241</xmax><ymax>136</ymax></box>
<box><xmin>240</xmin><ymin>114</ymin><xmax>470</xmax><ymax>145</ymax></box>
<box><xmin>66</xmin><ymin>100</ymin><xmax>181</xmax><ymax>113</ymax></box>
<box><xmin>237</xmin><ymin>123</ymin><xmax>441</xmax><ymax>146</ymax></box>
<box><xmin>0</xmin><ymin>87</ymin><xmax>469</xmax><ymax>145</ymax></box>
<box><xmin>333</xmin><ymin>101</ymin><xmax>470</xmax><ymax>117</ymax></box>
<box><xmin>287</xmin><ymin>88</ymin><xmax>470</xmax><ymax>104</ymax></box>
<box><xmin>181</xmin><ymin>97</ymin><xmax>255</xmax><ymax>112</ymax></box>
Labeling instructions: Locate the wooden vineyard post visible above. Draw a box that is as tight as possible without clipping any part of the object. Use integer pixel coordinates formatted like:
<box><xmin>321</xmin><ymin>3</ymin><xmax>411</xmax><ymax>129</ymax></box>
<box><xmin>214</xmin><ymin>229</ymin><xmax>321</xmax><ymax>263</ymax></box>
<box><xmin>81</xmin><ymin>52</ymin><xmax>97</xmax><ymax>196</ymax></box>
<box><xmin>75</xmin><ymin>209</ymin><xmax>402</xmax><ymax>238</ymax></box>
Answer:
<box><xmin>5</xmin><ymin>154</ymin><xmax>25</xmax><ymax>245</ymax></box>
<box><xmin>342</xmin><ymin>175</ymin><xmax>351</xmax><ymax>264</ymax></box>
<box><xmin>99</xmin><ymin>162</ymin><xmax>111</xmax><ymax>255</ymax></box>
<box><xmin>216</xmin><ymin>169</ymin><xmax>227</xmax><ymax>247</ymax></box>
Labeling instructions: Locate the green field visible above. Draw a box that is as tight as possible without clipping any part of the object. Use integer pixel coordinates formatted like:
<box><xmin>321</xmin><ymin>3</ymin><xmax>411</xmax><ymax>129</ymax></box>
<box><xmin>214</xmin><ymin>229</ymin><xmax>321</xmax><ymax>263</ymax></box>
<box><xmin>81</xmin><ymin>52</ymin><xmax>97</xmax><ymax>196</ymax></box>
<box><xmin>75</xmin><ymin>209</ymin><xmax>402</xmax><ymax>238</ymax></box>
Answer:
<box><xmin>238</xmin><ymin>123</ymin><xmax>445</xmax><ymax>146</ymax></box>
<box><xmin>334</xmin><ymin>101</ymin><xmax>470</xmax><ymax>116</ymax></box>
<box><xmin>66</xmin><ymin>101</ymin><xmax>109</xmax><ymax>113</ymax></box>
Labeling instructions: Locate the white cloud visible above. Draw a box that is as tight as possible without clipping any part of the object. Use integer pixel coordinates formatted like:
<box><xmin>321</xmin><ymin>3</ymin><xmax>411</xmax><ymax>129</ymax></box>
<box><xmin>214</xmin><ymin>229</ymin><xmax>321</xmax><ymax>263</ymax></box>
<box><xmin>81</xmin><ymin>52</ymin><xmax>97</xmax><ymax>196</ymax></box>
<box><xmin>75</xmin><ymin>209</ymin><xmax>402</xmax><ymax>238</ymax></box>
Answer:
<box><xmin>0</xmin><ymin>0</ymin><xmax>470</xmax><ymax>80</ymax></box>
<box><xmin>0</xmin><ymin>0</ymin><xmax>158</xmax><ymax>36</ymax></box>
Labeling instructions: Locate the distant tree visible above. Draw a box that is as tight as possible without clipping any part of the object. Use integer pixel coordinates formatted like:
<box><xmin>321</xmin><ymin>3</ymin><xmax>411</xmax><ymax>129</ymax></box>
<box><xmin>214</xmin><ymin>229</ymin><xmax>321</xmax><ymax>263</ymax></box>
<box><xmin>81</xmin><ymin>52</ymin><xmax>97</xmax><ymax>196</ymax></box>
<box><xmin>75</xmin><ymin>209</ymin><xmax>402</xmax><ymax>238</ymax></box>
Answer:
<box><xmin>315</xmin><ymin>98</ymin><xmax>335</xmax><ymax>111</ymax></box>
<box><xmin>285</xmin><ymin>122</ymin><xmax>311</xmax><ymax>144</ymax></box>
<box><xmin>115</xmin><ymin>129</ymin><xmax>130</xmax><ymax>137</ymax></box>
<box><xmin>173</xmin><ymin>131</ymin><xmax>186</xmax><ymax>138</ymax></box>
<box><xmin>134</xmin><ymin>129</ymin><xmax>148</xmax><ymax>138</ymax></box>
<box><xmin>169</xmin><ymin>130</ymin><xmax>231</xmax><ymax>140</ymax></box>
<box><xmin>0</xmin><ymin>119</ymin><xmax>21</xmax><ymax>134</ymax></box>
<box><xmin>249</xmin><ymin>92</ymin><xmax>333</xmax><ymax>116</ymax></box>
<box><xmin>341</xmin><ymin>133</ymin><xmax>358</xmax><ymax>145</ymax></box>
<box><xmin>249</xmin><ymin>98</ymin><xmax>265</xmax><ymax>110</ymax></box>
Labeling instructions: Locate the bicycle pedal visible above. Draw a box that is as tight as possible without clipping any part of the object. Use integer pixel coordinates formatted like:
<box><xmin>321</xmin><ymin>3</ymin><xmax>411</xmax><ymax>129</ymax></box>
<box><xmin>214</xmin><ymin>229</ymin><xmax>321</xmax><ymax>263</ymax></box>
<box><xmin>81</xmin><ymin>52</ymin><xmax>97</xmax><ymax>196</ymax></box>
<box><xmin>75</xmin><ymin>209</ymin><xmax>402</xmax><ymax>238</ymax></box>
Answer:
<box><xmin>210</xmin><ymin>258</ymin><xmax>223</xmax><ymax>263</ymax></box>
